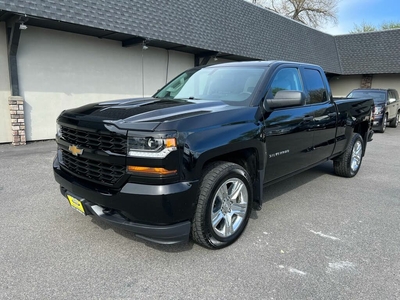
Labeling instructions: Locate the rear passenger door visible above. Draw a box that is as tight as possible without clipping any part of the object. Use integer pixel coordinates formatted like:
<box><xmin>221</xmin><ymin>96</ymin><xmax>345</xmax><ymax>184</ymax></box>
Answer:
<box><xmin>300</xmin><ymin>67</ymin><xmax>337</xmax><ymax>164</ymax></box>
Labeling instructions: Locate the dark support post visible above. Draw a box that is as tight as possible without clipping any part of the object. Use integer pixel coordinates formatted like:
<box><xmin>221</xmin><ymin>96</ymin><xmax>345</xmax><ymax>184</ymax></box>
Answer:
<box><xmin>8</xmin><ymin>22</ymin><xmax>21</xmax><ymax>96</ymax></box>
<box><xmin>200</xmin><ymin>56</ymin><xmax>211</xmax><ymax>66</ymax></box>
<box><xmin>122</xmin><ymin>37</ymin><xmax>145</xmax><ymax>47</ymax></box>
<box><xmin>194</xmin><ymin>51</ymin><xmax>219</xmax><ymax>66</ymax></box>
<box><xmin>194</xmin><ymin>55</ymin><xmax>200</xmax><ymax>67</ymax></box>
<box><xmin>6</xmin><ymin>21</ymin><xmax>26</xmax><ymax>145</ymax></box>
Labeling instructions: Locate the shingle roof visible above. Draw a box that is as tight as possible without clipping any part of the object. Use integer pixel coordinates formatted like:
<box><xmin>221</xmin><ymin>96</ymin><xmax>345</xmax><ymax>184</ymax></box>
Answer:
<box><xmin>335</xmin><ymin>30</ymin><xmax>400</xmax><ymax>75</ymax></box>
<box><xmin>1</xmin><ymin>0</ymin><xmax>399</xmax><ymax>75</ymax></box>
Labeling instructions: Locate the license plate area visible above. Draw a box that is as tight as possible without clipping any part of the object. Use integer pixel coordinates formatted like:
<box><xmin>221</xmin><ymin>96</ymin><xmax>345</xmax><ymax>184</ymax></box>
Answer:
<box><xmin>66</xmin><ymin>193</ymin><xmax>87</xmax><ymax>215</ymax></box>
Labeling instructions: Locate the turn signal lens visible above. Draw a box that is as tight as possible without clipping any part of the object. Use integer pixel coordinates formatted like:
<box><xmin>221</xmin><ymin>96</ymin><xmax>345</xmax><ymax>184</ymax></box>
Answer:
<box><xmin>127</xmin><ymin>166</ymin><xmax>177</xmax><ymax>175</ymax></box>
<box><xmin>165</xmin><ymin>138</ymin><xmax>176</xmax><ymax>148</ymax></box>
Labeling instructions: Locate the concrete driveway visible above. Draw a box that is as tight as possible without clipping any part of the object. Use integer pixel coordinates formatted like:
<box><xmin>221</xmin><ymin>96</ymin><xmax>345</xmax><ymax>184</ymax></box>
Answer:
<box><xmin>1</xmin><ymin>128</ymin><xmax>399</xmax><ymax>299</ymax></box>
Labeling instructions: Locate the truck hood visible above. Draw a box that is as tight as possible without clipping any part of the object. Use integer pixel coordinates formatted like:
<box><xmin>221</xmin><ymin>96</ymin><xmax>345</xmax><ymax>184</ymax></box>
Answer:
<box><xmin>60</xmin><ymin>97</ymin><xmax>255</xmax><ymax>131</ymax></box>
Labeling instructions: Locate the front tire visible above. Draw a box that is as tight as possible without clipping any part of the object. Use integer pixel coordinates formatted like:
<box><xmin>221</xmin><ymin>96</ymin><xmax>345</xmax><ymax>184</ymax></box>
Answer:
<box><xmin>377</xmin><ymin>114</ymin><xmax>387</xmax><ymax>133</ymax></box>
<box><xmin>334</xmin><ymin>133</ymin><xmax>364</xmax><ymax>178</ymax></box>
<box><xmin>192</xmin><ymin>162</ymin><xmax>253</xmax><ymax>249</ymax></box>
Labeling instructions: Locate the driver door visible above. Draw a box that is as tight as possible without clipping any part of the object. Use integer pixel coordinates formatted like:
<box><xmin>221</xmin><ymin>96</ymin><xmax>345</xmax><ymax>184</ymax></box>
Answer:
<box><xmin>263</xmin><ymin>67</ymin><xmax>315</xmax><ymax>182</ymax></box>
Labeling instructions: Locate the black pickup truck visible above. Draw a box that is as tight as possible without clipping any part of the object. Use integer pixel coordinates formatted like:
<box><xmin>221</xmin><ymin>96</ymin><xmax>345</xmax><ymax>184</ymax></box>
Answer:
<box><xmin>53</xmin><ymin>61</ymin><xmax>374</xmax><ymax>249</ymax></box>
<box><xmin>347</xmin><ymin>88</ymin><xmax>400</xmax><ymax>133</ymax></box>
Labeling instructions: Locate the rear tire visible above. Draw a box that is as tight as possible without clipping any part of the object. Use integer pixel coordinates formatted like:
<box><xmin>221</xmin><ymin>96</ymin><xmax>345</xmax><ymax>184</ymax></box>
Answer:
<box><xmin>389</xmin><ymin>112</ymin><xmax>399</xmax><ymax>128</ymax></box>
<box><xmin>334</xmin><ymin>133</ymin><xmax>364</xmax><ymax>178</ymax></box>
<box><xmin>192</xmin><ymin>162</ymin><xmax>252</xmax><ymax>249</ymax></box>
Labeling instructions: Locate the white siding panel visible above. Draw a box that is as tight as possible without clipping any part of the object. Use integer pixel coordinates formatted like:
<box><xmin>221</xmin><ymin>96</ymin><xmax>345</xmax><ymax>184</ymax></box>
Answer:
<box><xmin>372</xmin><ymin>74</ymin><xmax>400</xmax><ymax>92</ymax></box>
<box><xmin>17</xmin><ymin>27</ymin><xmax>193</xmax><ymax>141</ymax></box>
<box><xmin>330</xmin><ymin>74</ymin><xmax>400</xmax><ymax>98</ymax></box>
<box><xmin>166</xmin><ymin>51</ymin><xmax>194</xmax><ymax>82</ymax></box>
<box><xmin>329</xmin><ymin>75</ymin><xmax>362</xmax><ymax>97</ymax></box>
<box><xmin>0</xmin><ymin>23</ymin><xmax>12</xmax><ymax>143</ymax></box>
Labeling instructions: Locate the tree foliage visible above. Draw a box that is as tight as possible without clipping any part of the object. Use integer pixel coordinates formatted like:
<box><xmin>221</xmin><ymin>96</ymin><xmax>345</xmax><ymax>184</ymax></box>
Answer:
<box><xmin>381</xmin><ymin>21</ymin><xmax>400</xmax><ymax>30</ymax></box>
<box><xmin>248</xmin><ymin>0</ymin><xmax>339</xmax><ymax>28</ymax></box>
<box><xmin>350</xmin><ymin>21</ymin><xmax>400</xmax><ymax>33</ymax></box>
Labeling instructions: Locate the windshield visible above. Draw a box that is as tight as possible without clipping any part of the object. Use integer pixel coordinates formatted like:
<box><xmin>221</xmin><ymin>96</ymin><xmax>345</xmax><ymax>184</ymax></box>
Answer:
<box><xmin>348</xmin><ymin>91</ymin><xmax>386</xmax><ymax>104</ymax></box>
<box><xmin>153</xmin><ymin>66</ymin><xmax>267</xmax><ymax>106</ymax></box>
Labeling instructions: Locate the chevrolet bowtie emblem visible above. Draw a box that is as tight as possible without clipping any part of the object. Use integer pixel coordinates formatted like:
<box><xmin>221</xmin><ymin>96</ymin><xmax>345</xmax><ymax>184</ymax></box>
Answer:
<box><xmin>68</xmin><ymin>145</ymin><xmax>83</xmax><ymax>156</ymax></box>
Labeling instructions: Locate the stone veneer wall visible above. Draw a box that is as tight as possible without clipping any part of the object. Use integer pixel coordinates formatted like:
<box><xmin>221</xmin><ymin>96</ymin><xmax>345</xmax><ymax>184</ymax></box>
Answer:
<box><xmin>361</xmin><ymin>75</ymin><xmax>373</xmax><ymax>89</ymax></box>
<box><xmin>8</xmin><ymin>96</ymin><xmax>26</xmax><ymax>145</ymax></box>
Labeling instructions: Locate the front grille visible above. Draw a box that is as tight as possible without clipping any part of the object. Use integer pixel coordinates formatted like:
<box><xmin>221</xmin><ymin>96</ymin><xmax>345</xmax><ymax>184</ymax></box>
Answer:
<box><xmin>61</xmin><ymin>126</ymin><xmax>126</xmax><ymax>155</ymax></box>
<box><xmin>61</xmin><ymin>150</ymin><xmax>125</xmax><ymax>185</ymax></box>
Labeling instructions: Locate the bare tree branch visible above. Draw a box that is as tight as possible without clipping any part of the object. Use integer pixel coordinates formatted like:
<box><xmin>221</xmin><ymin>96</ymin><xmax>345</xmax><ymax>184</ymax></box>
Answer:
<box><xmin>247</xmin><ymin>0</ymin><xmax>339</xmax><ymax>28</ymax></box>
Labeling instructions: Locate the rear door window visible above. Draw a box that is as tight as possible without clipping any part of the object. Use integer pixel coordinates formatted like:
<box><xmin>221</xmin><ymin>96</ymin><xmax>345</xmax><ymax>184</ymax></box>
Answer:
<box><xmin>302</xmin><ymin>68</ymin><xmax>328</xmax><ymax>104</ymax></box>
<box><xmin>388</xmin><ymin>90</ymin><xmax>397</xmax><ymax>102</ymax></box>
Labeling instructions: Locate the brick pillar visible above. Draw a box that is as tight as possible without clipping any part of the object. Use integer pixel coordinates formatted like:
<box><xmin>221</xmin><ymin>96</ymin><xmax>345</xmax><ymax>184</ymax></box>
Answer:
<box><xmin>361</xmin><ymin>74</ymin><xmax>373</xmax><ymax>89</ymax></box>
<box><xmin>8</xmin><ymin>96</ymin><xmax>26</xmax><ymax>145</ymax></box>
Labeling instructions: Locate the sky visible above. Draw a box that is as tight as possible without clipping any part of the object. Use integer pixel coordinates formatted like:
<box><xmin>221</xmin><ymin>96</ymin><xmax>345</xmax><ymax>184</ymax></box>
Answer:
<box><xmin>321</xmin><ymin>0</ymin><xmax>400</xmax><ymax>35</ymax></box>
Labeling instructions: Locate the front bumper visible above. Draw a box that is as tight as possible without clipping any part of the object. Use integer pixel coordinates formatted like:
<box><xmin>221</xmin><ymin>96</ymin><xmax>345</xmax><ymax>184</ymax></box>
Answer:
<box><xmin>53</xmin><ymin>157</ymin><xmax>198</xmax><ymax>244</ymax></box>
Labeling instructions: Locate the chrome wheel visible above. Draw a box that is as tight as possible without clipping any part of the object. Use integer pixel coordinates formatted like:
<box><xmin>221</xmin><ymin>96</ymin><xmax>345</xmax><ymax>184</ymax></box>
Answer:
<box><xmin>334</xmin><ymin>133</ymin><xmax>364</xmax><ymax>178</ymax></box>
<box><xmin>350</xmin><ymin>140</ymin><xmax>362</xmax><ymax>172</ymax></box>
<box><xmin>211</xmin><ymin>178</ymin><xmax>248</xmax><ymax>238</ymax></box>
<box><xmin>192</xmin><ymin>162</ymin><xmax>253</xmax><ymax>249</ymax></box>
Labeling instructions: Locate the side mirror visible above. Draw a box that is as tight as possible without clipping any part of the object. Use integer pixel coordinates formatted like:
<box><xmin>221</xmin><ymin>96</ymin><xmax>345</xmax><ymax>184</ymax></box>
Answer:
<box><xmin>388</xmin><ymin>98</ymin><xmax>396</xmax><ymax>104</ymax></box>
<box><xmin>264</xmin><ymin>90</ymin><xmax>305</xmax><ymax>109</ymax></box>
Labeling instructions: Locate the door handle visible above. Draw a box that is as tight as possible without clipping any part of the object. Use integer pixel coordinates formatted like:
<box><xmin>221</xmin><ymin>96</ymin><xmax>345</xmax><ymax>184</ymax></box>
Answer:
<box><xmin>303</xmin><ymin>116</ymin><xmax>314</xmax><ymax>121</ymax></box>
<box><xmin>328</xmin><ymin>112</ymin><xmax>337</xmax><ymax>118</ymax></box>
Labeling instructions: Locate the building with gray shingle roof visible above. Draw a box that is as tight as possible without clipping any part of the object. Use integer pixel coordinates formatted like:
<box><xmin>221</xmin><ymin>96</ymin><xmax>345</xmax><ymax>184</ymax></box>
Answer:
<box><xmin>0</xmin><ymin>0</ymin><xmax>399</xmax><ymax>143</ymax></box>
<box><xmin>335</xmin><ymin>30</ymin><xmax>400</xmax><ymax>75</ymax></box>
<box><xmin>0</xmin><ymin>0</ymin><xmax>342</xmax><ymax>71</ymax></box>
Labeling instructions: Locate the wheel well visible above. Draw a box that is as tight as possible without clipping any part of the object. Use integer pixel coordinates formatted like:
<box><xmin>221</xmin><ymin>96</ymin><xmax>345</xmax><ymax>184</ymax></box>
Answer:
<box><xmin>201</xmin><ymin>148</ymin><xmax>264</xmax><ymax>209</ymax></box>
<box><xmin>353</xmin><ymin>121</ymin><xmax>370</xmax><ymax>155</ymax></box>
<box><xmin>354</xmin><ymin>121</ymin><xmax>368</xmax><ymax>135</ymax></box>
<box><xmin>203</xmin><ymin>148</ymin><xmax>258</xmax><ymax>183</ymax></box>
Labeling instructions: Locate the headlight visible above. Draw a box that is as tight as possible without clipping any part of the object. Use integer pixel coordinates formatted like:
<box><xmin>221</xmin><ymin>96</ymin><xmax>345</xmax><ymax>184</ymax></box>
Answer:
<box><xmin>56</xmin><ymin>123</ymin><xmax>62</xmax><ymax>138</ymax></box>
<box><xmin>374</xmin><ymin>106</ymin><xmax>384</xmax><ymax>115</ymax></box>
<box><xmin>127</xmin><ymin>136</ymin><xmax>177</xmax><ymax>158</ymax></box>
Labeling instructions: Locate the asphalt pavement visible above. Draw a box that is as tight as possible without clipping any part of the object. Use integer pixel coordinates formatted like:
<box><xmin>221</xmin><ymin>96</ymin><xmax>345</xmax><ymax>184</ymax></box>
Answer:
<box><xmin>0</xmin><ymin>128</ymin><xmax>399</xmax><ymax>300</ymax></box>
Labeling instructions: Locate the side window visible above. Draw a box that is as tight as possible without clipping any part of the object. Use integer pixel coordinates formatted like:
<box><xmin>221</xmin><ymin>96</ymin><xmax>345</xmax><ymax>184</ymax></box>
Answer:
<box><xmin>388</xmin><ymin>91</ymin><xmax>393</xmax><ymax>102</ymax></box>
<box><xmin>156</xmin><ymin>73</ymin><xmax>189</xmax><ymax>98</ymax></box>
<box><xmin>303</xmin><ymin>68</ymin><xmax>328</xmax><ymax>104</ymax></box>
<box><xmin>388</xmin><ymin>90</ymin><xmax>397</xmax><ymax>102</ymax></box>
<box><xmin>269</xmin><ymin>68</ymin><xmax>302</xmax><ymax>97</ymax></box>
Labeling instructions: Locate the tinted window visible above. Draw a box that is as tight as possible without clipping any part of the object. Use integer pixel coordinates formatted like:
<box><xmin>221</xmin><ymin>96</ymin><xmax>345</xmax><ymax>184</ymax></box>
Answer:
<box><xmin>388</xmin><ymin>91</ymin><xmax>397</xmax><ymax>102</ymax></box>
<box><xmin>303</xmin><ymin>69</ymin><xmax>327</xmax><ymax>104</ymax></box>
<box><xmin>348</xmin><ymin>91</ymin><xmax>386</xmax><ymax>104</ymax></box>
<box><xmin>154</xmin><ymin>66</ymin><xmax>267</xmax><ymax>106</ymax></box>
<box><xmin>269</xmin><ymin>68</ymin><xmax>302</xmax><ymax>97</ymax></box>
<box><xmin>394</xmin><ymin>90</ymin><xmax>399</xmax><ymax>100</ymax></box>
